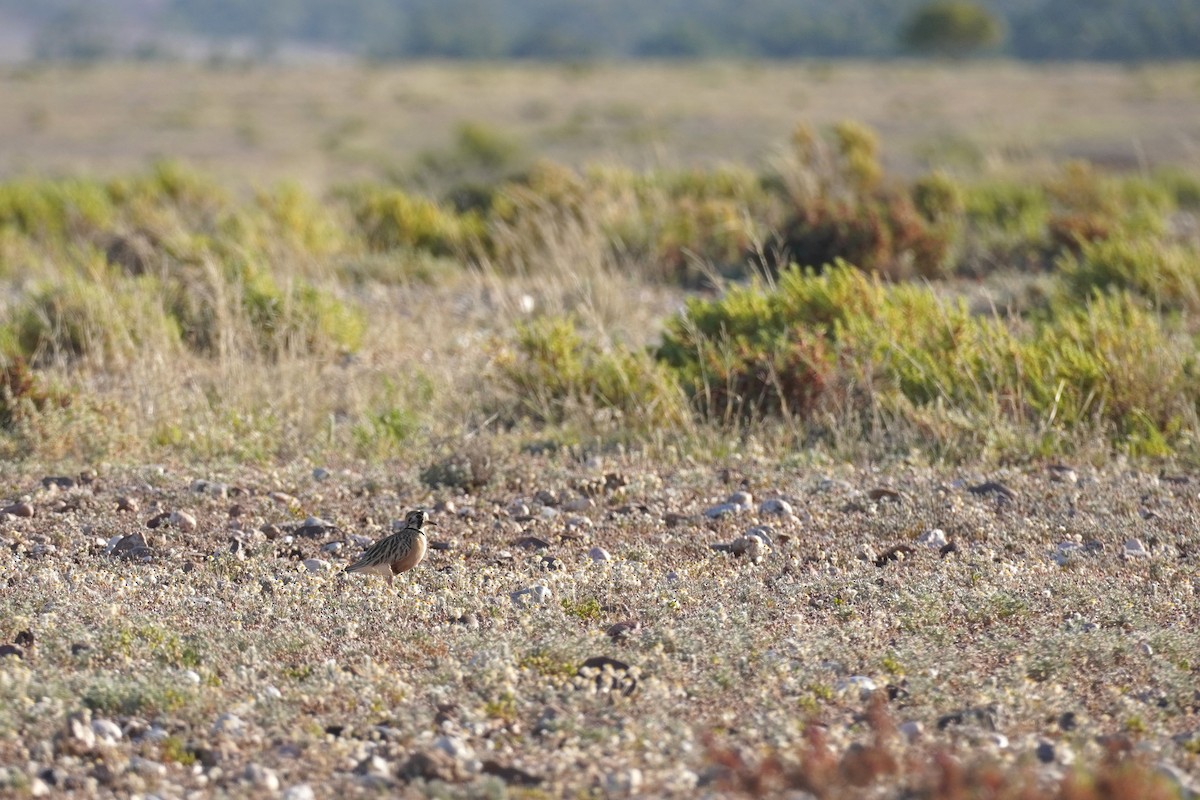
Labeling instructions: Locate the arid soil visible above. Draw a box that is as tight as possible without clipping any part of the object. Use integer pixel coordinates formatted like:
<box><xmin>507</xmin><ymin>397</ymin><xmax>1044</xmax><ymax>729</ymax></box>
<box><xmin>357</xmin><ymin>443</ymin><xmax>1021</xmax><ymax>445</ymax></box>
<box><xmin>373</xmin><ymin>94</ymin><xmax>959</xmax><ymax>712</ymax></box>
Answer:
<box><xmin>1</xmin><ymin>457</ymin><xmax>1198</xmax><ymax>797</ymax></box>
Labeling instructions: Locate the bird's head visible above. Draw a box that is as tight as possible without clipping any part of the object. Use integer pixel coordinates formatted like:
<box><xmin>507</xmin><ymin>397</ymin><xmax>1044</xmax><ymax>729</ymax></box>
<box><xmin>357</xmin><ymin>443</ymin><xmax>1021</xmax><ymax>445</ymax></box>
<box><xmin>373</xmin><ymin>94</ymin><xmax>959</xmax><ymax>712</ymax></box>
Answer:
<box><xmin>406</xmin><ymin>508</ymin><xmax>437</xmax><ymax>529</ymax></box>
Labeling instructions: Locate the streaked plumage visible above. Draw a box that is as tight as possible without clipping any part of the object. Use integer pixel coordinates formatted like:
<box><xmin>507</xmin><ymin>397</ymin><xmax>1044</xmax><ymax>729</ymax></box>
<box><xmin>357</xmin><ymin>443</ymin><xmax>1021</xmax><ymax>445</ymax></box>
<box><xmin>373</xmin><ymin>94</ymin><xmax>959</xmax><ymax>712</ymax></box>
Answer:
<box><xmin>345</xmin><ymin>508</ymin><xmax>435</xmax><ymax>585</ymax></box>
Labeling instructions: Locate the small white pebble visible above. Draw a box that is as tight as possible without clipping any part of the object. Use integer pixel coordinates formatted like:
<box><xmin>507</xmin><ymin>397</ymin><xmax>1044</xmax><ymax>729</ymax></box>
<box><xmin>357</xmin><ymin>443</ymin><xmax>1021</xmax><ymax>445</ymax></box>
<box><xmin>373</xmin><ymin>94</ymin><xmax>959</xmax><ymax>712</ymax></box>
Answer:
<box><xmin>728</xmin><ymin>491</ymin><xmax>753</xmax><ymax>510</ymax></box>
<box><xmin>434</xmin><ymin>735</ymin><xmax>474</xmax><ymax>761</ymax></box>
<box><xmin>563</xmin><ymin>496</ymin><xmax>595</xmax><ymax>512</ymax></box>
<box><xmin>243</xmin><ymin>764</ymin><xmax>280</xmax><ymax>791</ymax></box>
<box><xmin>917</xmin><ymin>528</ymin><xmax>948</xmax><ymax>549</ymax></box>
<box><xmin>129</xmin><ymin>756</ymin><xmax>168</xmax><ymax>776</ymax></box>
<box><xmin>510</xmin><ymin>585</ymin><xmax>552</xmax><ymax>607</ymax></box>
<box><xmin>211</xmin><ymin>712</ymin><xmax>246</xmax><ymax>737</ymax></box>
<box><xmin>758</xmin><ymin>498</ymin><xmax>794</xmax><ymax>516</ymax></box>
<box><xmin>704</xmin><ymin>503</ymin><xmax>740</xmax><ymax>519</ymax></box>
<box><xmin>836</xmin><ymin>675</ymin><xmax>877</xmax><ymax>700</ymax></box>
<box><xmin>1123</xmin><ymin>538</ymin><xmax>1149</xmax><ymax>559</ymax></box>
<box><xmin>91</xmin><ymin>718</ymin><xmax>123</xmax><ymax>743</ymax></box>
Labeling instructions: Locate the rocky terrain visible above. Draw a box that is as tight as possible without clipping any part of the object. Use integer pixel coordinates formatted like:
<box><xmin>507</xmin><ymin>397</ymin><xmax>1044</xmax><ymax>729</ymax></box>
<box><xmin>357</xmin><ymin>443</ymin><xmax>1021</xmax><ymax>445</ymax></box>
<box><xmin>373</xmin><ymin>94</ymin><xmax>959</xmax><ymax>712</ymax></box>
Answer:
<box><xmin>2</xmin><ymin>457</ymin><xmax>1198</xmax><ymax>797</ymax></box>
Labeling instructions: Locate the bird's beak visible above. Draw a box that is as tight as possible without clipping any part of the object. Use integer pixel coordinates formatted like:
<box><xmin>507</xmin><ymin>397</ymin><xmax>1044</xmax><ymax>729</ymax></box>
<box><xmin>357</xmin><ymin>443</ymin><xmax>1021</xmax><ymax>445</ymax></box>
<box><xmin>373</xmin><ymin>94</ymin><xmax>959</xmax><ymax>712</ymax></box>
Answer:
<box><xmin>426</xmin><ymin>519</ymin><xmax>439</xmax><ymax>526</ymax></box>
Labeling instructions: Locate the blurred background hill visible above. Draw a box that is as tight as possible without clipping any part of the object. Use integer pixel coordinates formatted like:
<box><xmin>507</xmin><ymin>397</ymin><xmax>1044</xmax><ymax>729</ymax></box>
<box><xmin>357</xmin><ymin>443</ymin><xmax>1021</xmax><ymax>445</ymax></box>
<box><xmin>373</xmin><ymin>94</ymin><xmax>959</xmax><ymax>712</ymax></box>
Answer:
<box><xmin>1</xmin><ymin>0</ymin><xmax>1199</xmax><ymax>64</ymax></box>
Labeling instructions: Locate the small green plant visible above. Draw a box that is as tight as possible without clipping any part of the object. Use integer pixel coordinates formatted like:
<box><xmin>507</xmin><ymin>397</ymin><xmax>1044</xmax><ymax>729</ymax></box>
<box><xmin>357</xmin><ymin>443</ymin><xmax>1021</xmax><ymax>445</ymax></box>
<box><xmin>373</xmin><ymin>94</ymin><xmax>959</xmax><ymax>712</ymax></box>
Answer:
<box><xmin>160</xmin><ymin>735</ymin><xmax>197</xmax><ymax>766</ymax></box>
<box><xmin>518</xmin><ymin>650</ymin><xmax>578</xmax><ymax>680</ymax></box>
<box><xmin>768</xmin><ymin>123</ymin><xmax>952</xmax><ymax>279</ymax></box>
<box><xmin>911</xmin><ymin>171</ymin><xmax>965</xmax><ymax>221</ymax></box>
<box><xmin>483</xmin><ymin>691</ymin><xmax>519</xmax><ymax>722</ymax></box>
<box><xmin>657</xmin><ymin>262</ymin><xmax>871</xmax><ymax>420</ymax></box>
<box><xmin>560</xmin><ymin>597</ymin><xmax>603</xmax><ymax>622</ymax></box>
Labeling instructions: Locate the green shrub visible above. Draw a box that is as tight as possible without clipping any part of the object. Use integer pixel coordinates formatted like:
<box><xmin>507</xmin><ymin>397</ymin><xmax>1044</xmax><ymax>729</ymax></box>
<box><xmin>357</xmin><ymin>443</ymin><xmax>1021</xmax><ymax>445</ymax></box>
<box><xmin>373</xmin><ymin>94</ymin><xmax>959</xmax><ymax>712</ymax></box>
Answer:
<box><xmin>253</xmin><ymin>182</ymin><xmax>346</xmax><ymax>256</ymax></box>
<box><xmin>1059</xmin><ymin>237</ymin><xmax>1200</xmax><ymax>314</ymax></box>
<box><xmin>408</xmin><ymin>121</ymin><xmax>528</xmax><ymax>198</ymax></box>
<box><xmin>349</xmin><ymin>187</ymin><xmax>477</xmax><ymax>255</ymax></box>
<box><xmin>0</xmin><ymin>356</ymin><xmax>71</xmax><ymax>429</ymax></box>
<box><xmin>774</xmin><ymin>189</ymin><xmax>952</xmax><ymax>279</ymax></box>
<box><xmin>960</xmin><ymin>180</ymin><xmax>1049</xmax><ymax>271</ymax></box>
<box><xmin>0</xmin><ymin>178</ymin><xmax>115</xmax><ymax>240</ymax></box>
<box><xmin>658</xmin><ymin>263</ymin><xmax>873</xmax><ymax>419</ymax></box>
<box><xmin>108</xmin><ymin>160</ymin><xmax>229</xmax><ymax>221</ymax></box>
<box><xmin>1150</xmin><ymin>167</ymin><xmax>1200</xmax><ymax>209</ymax></box>
<box><xmin>1020</xmin><ymin>291</ymin><xmax>1193</xmax><ymax>454</ymax></box>
<box><xmin>155</xmin><ymin>253</ymin><xmax>365</xmax><ymax>360</ymax></box>
<box><xmin>495</xmin><ymin>315</ymin><xmax>686</xmax><ymax>428</ymax></box>
<box><xmin>7</xmin><ymin>274</ymin><xmax>181</xmax><ymax>368</ymax></box>
<box><xmin>238</xmin><ymin>265</ymin><xmax>365</xmax><ymax>357</ymax></box>
<box><xmin>484</xmin><ymin>161</ymin><xmax>769</xmax><ymax>284</ymax></box>
<box><xmin>1045</xmin><ymin>162</ymin><xmax>1170</xmax><ymax>254</ymax></box>
<box><xmin>911</xmin><ymin>171</ymin><xmax>965</xmax><ymax>221</ymax></box>
<box><xmin>656</xmin><ymin>261</ymin><xmax>1198</xmax><ymax>455</ymax></box>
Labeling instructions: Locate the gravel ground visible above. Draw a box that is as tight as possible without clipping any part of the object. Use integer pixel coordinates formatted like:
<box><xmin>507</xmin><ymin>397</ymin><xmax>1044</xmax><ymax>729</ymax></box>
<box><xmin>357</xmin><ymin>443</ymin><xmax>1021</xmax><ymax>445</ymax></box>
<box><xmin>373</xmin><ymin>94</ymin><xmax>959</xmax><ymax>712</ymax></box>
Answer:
<box><xmin>1</xmin><ymin>458</ymin><xmax>1198</xmax><ymax>798</ymax></box>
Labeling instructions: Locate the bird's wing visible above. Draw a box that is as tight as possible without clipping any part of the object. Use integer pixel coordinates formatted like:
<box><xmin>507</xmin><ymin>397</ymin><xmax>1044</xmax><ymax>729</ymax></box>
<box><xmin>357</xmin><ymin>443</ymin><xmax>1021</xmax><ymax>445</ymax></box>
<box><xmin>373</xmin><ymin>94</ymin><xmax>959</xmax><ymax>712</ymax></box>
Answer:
<box><xmin>344</xmin><ymin>539</ymin><xmax>387</xmax><ymax>572</ymax></box>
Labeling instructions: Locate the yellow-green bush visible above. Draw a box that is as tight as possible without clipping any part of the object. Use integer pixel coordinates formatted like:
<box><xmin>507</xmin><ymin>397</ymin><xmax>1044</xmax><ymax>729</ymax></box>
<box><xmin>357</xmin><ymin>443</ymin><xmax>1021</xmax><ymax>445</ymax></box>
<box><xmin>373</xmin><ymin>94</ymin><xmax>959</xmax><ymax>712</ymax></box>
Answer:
<box><xmin>658</xmin><ymin>263</ymin><xmax>873</xmax><ymax>419</ymax></box>
<box><xmin>656</xmin><ymin>261</ymin><xmax>1199</xmax><ymax>455</ymax></box>
<box><xmin>495</xmin><ymin>315</ymin><xmax>687</xmax><ymax>429</ymax></box>
<box><xmin>252</xmin><ymin>182</ymin><xmax>347</xmax><ymax>257</ymax></box>
<box><xmin>1015</xmin><ymin>292</ymin><xmax>1193</xmax><ymax>455</ymax></box>
<box><xmin>0</xmin><ymin>178</ymin><xmax>116</xmax><ymax>241</ymax></box>
<box><xmin>6</xmin><ymin>274</ymin><xmax>182</xmax><ymax>368</ymax></box>
<box><xmin>1059</xmin><ymin>237</ymin><xmax>1200</xmax><ymax>314</ymax></box>
<box><xmin>160</xmin><ymin>257</ymin><xmax>365</xmax><ymax>360</ymax></box>
<box><xmin>348</xmin><ymin>186</ymin><xmax>478</xmax><ymax>255</ymax></box>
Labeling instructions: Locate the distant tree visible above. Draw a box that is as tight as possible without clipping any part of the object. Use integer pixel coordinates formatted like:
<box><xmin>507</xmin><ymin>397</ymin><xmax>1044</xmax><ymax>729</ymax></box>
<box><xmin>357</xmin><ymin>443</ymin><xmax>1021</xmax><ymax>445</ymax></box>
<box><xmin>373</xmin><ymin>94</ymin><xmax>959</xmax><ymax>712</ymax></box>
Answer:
<box><xmin>33</xmin><ymin>6</ymin><xmax>113</xmax><ymax>62</ymax></box>
<box><xmin>633</xmin><ymin>21</ymin><xmax>719</xmax><ymax>58</ymax></box>
<box><xmin>509</xmin><ymin>28</ymin><xmax>600</xmax><ymax>60</ymax></box>
<box><xmin>901</xmin><ymin>0</ymin><xmax>1004</xmax><ymax>58</ymax></box>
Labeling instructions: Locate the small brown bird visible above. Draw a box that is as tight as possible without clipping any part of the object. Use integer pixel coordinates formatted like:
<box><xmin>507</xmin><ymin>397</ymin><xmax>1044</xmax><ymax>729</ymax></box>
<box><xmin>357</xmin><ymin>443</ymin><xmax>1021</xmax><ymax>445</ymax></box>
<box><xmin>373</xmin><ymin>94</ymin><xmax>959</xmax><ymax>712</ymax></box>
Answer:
<box><xmin>344</xmin><ymin>509</ymin><xmax>435</xmax><ymax>586</ymax></box>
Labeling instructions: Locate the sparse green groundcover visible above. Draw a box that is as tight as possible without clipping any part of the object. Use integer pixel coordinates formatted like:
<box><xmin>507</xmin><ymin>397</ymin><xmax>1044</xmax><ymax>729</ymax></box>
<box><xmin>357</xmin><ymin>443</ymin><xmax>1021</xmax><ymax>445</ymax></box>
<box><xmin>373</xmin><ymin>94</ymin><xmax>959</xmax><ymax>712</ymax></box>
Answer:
<box><xmin>1</xmin><ymin>107</ymin><xmax>1200</xmax><ymax>796</ymax></box>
